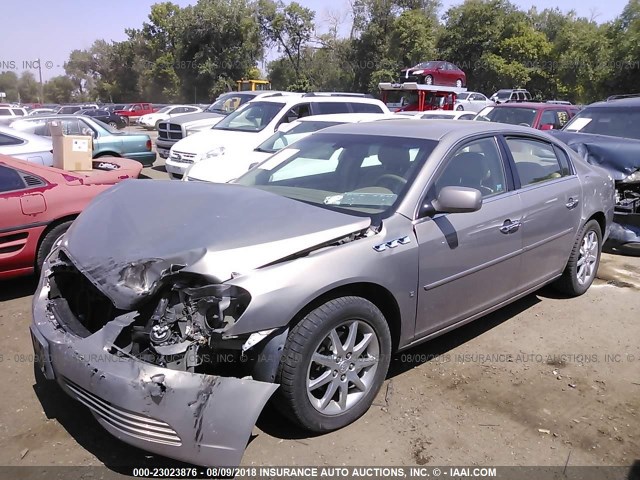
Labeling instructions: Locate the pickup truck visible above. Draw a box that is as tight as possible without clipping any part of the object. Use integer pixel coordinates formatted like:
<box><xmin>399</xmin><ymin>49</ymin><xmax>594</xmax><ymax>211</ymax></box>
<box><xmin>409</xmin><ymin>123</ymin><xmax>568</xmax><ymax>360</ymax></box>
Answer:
<box><xmin>114</xmin><ymin>103</ymin><xmax>157</xmax><ymax>125</ymax></box>
<box><xmin>155</xmin><ymin>91</ymin><xmax>286</xmax><ymax>159</ymax></box>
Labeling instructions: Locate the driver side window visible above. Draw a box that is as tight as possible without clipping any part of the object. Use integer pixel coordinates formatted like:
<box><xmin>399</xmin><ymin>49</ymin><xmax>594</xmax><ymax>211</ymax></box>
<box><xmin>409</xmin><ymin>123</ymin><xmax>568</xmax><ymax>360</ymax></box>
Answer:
<box><xmin>435</xmin><ymin>137</ymin><xmax>507</xmax><ymax>198</ymax></box>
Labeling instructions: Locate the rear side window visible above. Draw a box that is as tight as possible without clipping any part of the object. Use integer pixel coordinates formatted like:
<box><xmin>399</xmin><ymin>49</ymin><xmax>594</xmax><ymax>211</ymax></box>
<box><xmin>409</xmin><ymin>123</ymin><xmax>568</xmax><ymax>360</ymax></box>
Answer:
<box><xmin>0</xmin><ymin>108</ymin><xmax>10</xmax><ymax>116</ymax></box>
<box><xmin>313</xmin><ymin>102</ymin><xmax>352</xmax><ymax>114</ymax></box>
<box><xmin>506</xmin><ymin>137</ymin><xmax>568</xmax><ymax>187</ymax></box>
<box><xmin>350</xmin><ymin>103</ymin><xmax>384</xmax><ymax>113</ymax></box>
<box><xmin>0</xmin><ymin>132</ymin><xmax>24</xmax><ymax>146</ymax></box>
<box><xmin>0</xmin><ymin>165</ymin><xmax>25</xmax><ymax>193</ymax></box>
<box><xmin>12</xmin><ymin>109</ymin><xmax>24</xmax><ymax>116</ymax></box>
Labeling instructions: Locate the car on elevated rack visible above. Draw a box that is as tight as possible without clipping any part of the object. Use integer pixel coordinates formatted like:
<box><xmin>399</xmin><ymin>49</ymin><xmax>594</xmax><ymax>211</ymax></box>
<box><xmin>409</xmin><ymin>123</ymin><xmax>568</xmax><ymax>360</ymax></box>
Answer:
<box><xmin>9</xmin><ymin>115</ymin><xmax>156</xmax><ymax>166</ymax></box>
<box><xmin>0</xmin><ymin>155</ymin><xmax>141</xmax><ymax>280</ymax></box>
<box><xmin>399</xmin><ymin>61</ymin><xmax>467</xmax><ymax>87</ymax></box>
<box><xmin>31</xmin><ymin>120</ymin><xmax>613</xmax><ymax>467</ymax></box>
<box><xmin>165</xmin><ymin>93</ymin><xmax>389</xmax><ymax>179</ymax></box>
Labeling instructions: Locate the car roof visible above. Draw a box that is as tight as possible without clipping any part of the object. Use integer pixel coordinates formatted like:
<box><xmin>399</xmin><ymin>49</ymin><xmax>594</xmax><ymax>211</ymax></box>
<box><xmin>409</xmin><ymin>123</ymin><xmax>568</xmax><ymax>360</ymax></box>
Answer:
<box><xmin>0</xmin><ymin>125</ymin><xmax>53</xmax><ymax>146</ymax></box>
<box><xmin>488</xmin><ymin>102</ymin><xmax>568</xmax><ymax>110</ymax></box>
<box><xmin>317</xmin><ymin>118</ymin><xmax>544</xmax><ymax>142</ymax></box>
<box><xmin>297</xmin><ymin>113</ymin><xmax>395</xmax><ymax>123</ymax></box>
<box><xmin>257</xmin><ymin>95</ymin><xmax>384</xmax><ymax>106</ymax></box>
<box><xmin>588</xmin><ymin>97</ymin><xmax>640</xmax><ymax>108</ymax></box>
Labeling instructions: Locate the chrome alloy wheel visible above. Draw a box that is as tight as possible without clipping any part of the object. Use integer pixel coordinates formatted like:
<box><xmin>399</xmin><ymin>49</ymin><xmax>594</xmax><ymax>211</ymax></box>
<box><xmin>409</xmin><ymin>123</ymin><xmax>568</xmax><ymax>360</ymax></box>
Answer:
<box><xmin>577</xmin><ymin>230</ymin><xmax>599</xmax><ymax>285</ymax></box>
<box><xmin>306</xmin><ymin>320</ymin><xmax>379</xmax><ymax>415</ymax></box>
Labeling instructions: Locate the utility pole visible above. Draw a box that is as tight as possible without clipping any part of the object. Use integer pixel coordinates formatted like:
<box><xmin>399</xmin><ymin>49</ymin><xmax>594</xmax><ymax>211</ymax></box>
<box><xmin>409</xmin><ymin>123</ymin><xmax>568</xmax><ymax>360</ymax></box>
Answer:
<box><xmin>37</xmin><ymin>58</ymin><xmax>44</xmax><ymax>103</ymax></box>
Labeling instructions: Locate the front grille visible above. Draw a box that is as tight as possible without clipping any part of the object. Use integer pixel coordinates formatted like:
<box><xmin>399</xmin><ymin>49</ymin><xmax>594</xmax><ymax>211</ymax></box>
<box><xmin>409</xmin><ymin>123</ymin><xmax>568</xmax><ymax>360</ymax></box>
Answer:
<box><xmin>170</xmin><ymin>151</ymin><xmax>196</xmax><ymax>164</ymax></box>
<box><xmin>63</xmin><ymin>379</ymin><xmax>182</xmax><ymax>446</ymax></box>
<box><xmin>158</xmin><ymin>122</ymin><xmax>183</xmax><ymax>141</ymax></box>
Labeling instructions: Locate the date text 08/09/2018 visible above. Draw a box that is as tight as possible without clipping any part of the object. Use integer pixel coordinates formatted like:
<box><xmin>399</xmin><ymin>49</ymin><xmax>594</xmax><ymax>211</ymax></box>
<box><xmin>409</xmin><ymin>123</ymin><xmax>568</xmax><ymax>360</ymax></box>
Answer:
<box><xmin>131</xmin><ymin>466</ymin><xmax>498</xmax><ymax>478</ymax></box>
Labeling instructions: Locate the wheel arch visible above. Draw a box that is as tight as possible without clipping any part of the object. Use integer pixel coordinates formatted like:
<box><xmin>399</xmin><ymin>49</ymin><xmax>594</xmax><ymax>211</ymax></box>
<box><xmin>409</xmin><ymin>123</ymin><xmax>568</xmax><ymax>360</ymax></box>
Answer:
<box><xmin>94</xmin><ymin>151</ymin><xmax>121</xmax><ymax>158</ymax></box>
<box><xmin>287</xmin><ymin>282</ymin><xmax>403</xmax><ymax>352</ymax></box>
<box><xmin>34</xmin><ymin>214</ymin><xmax>78</xmax><ymax>268</ymax></box>
<box><xmin>586</xmin><ymin>211</ymin><xmax>606</xmax><ymax>237</ymax></box>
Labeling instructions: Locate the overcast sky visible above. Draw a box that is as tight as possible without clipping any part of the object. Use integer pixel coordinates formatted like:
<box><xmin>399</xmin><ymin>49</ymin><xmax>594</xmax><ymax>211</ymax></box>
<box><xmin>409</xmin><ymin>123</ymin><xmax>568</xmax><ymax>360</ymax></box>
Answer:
<box><xmin>0</xmin><ymin>0</ymin><xmax>629</xmax><ymax>81</ymax></box>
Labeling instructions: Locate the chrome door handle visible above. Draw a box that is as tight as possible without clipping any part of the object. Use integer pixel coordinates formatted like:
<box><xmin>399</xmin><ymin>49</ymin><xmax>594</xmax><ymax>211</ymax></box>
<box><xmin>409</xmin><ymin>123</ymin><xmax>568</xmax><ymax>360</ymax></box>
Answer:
<box><xmin>500</xmin><ymin>219</ymin><xmax>521</xmax><ymax>234</ymax></box>
<box><xmin>566</xmin><ymin>197</ymin><xmax>579</xmax><ymax>209</ymax></box>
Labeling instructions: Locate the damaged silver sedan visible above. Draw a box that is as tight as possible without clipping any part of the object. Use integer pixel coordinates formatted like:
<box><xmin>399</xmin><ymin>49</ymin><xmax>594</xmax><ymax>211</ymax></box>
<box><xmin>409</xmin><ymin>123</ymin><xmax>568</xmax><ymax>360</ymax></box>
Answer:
<box><xmin>31</xmin><ymin>120</ymin><xmax>615</xmax><ymax>466</ymax></box>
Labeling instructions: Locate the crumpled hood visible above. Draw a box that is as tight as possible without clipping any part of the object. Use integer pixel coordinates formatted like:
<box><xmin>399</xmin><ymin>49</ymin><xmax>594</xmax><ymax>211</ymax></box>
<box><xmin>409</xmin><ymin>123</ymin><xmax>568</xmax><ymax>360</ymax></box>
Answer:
<box><xmin>552</xmin><ymin>131</ymin><xmax>640</xmax><ymax>181</ymax></box>
<box><xmin>62</xmin><ymin>180</ymin><xmax>370</xmax><ymax>310</ymax></box>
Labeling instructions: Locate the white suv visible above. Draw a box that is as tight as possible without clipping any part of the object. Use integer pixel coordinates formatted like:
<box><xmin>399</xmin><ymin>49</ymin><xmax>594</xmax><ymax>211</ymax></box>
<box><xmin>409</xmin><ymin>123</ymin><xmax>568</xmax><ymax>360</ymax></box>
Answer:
<box><xmin>164</xmin><ymin>94</ymin><xmax>390</xmax><ymax>179</ymax></box>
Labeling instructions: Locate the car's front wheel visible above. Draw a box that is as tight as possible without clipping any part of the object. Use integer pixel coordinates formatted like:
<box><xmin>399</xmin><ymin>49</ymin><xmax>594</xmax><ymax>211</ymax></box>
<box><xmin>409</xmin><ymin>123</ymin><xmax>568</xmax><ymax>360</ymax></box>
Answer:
<box><xmin>422</xmin><ymin>75</ymin><xmax>434</xmax><ymax>85</ymax></box>
<box><xmin>554</xmin><ymin>219</ymin><xmax>602</xmax><ymax>296</ymax></box>
<box><xmin>275</xmin><ymin>296</ymin><xmax>391</xmax><ymax>432</ymax></box>
<box><xmin>455</xmin><ymin>79</ymin><xmax>463</xmax><ymax>88</ymax></box>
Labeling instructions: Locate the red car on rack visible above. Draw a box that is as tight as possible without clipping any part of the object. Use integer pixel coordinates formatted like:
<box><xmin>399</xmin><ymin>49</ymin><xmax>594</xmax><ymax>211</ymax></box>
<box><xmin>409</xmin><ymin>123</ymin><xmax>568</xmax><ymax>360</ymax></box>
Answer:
<box><xmin>399</xmin><ymin>61</ymin><xmax>467</xmax><ymax>87</ymax></box>
<box><xmin>114</xmin><ymin>103</ymin><xmax>158</xmax><ymax>125</ymax></box>
<box><xmin>0</xmin><ymin>156</ymin><xmax>142</xmax><ymax>280</ymax></box>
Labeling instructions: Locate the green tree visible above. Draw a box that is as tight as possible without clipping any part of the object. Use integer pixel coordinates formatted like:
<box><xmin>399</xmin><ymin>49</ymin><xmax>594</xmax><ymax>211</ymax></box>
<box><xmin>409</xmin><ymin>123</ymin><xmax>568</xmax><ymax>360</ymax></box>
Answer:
<box><xmin>0</xmin><ymin>71</ymin><xmax>19</xmax><ymax>102</ymax></box>
<box><xmin>606</xmin><ymin>0</ymin><xmax>640</xmax><ymax>94</ymax></box>
<box><xmin>43</xmin><ymin>76</ymin><xmax>76</xmax><ymax>103</ymax></box>
<box><xmin>17</xmin><ymin>72</ymin><xmax>40</xmax><ymax>103</ymax></box>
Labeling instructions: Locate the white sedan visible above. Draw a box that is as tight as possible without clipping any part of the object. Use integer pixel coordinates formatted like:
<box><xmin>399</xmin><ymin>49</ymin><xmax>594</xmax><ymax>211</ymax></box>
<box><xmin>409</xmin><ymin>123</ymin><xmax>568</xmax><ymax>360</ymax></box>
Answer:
<box><xmin>138</xmin><ymin>105</ymin><xmax>202</xmax><ymax>130</ymax></box>
<box><xmin>454</xmin><ymin>92</ymin><xmax>495</xmax><ymax>112</ymax></box>
<box><xmin>0</xmin><ymin>126</ymin><xmax>53</xmax><ymax>166</ymax></box>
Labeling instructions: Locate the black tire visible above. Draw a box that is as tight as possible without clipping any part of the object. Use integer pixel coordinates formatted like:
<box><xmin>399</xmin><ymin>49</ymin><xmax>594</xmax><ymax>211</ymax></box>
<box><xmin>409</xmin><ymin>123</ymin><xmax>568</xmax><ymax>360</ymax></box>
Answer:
<box><xmin>36</xmin><ymin>221</ymin><xmax>73</xmax><ymax>271</ymax></box>
<box><xmin>456</xmin><ymin>105</ymin><xmax>464</xmax><ymax>111</ymax></box>
<box><xmin>423</xmin><ymin>75</ymin><xmax>434</xmax><ymax>86</ymax></box>
<box><xmin>275</xmin><ymin>296</ymin><xmax>391</xmax><ymax>432</ymax></box>
<box><xmin>108</xmin><ymin>121</ymin><xmax>118</xmax><ymax>128</ymax></box>
<box><xmin>553</xmin><ymin>220</ymin><xmax>602</xmax><ymax>296</ymax></box>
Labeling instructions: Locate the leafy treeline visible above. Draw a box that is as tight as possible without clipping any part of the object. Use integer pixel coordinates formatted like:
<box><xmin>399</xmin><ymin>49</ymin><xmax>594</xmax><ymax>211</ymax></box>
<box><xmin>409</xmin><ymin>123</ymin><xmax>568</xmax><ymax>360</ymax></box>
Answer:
<box><xmin>2</xmin><ymin>0</ymin><xmax>639</xmax><ymax>104</ymax></box>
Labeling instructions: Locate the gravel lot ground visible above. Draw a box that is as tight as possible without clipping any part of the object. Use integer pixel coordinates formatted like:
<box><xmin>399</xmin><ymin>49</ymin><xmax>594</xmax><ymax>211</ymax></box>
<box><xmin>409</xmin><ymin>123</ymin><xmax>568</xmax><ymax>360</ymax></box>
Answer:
<box><xmin>0</xmin><ymin>127</ymin><xmax>638</xmax><ymax>473</ymax></box>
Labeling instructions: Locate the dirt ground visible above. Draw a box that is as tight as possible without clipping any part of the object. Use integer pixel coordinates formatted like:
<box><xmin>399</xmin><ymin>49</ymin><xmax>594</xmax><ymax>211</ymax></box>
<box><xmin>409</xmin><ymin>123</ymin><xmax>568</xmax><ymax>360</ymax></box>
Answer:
<box><xmin>0</xmin><ymin>130</ymin><xmax>638</xmax><ymax>473</ymax></box>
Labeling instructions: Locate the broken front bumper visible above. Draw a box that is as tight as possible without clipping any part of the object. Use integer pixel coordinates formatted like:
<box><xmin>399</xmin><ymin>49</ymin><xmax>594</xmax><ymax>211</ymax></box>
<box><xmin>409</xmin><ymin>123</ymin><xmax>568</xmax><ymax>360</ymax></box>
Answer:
<box><xmin>30</xmin><ymin>269</ymin><xmax>278</xmax><ymax>467</ymax></box>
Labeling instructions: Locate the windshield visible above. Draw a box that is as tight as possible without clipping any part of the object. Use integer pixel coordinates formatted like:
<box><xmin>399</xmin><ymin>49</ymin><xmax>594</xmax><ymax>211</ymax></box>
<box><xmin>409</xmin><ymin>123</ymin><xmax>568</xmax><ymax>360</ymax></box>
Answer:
<box><xmin>206</xmin><ymin>93</ymin><xmax>254</xmax><ymax>114</ymax></box>
<box><xmin>476</xmin><ymin>106</ymin><xmax>537</xmax><ymax>127</ymax></box>
<box><xmin>235</xmin><ymin>133</ymin><xmax>437</xmax><ymax>217</ymax></box>
<box><xmin>563</xmin><ymin>107</ymin><xmax>640</xmax><ymax>140</ymax></box>
<box><xmin>494</xmin><ymin>91</ymin><xmax>511</xmax><ymax>100</ymax></box>
<box><xmin>256</xmin><ymin>120</ymin><xmax>343</xmax><ymax>153</ymax></box>
<box><xmin>214</xmin><ymin>101</ymin><xmax>285</xmax><ymax>132</ymax></box>
<box><xmin>416</xmin><ymin>61</ymin><xmax>438</xmax><ymax>69</ymax></box>
<box><xmin>457</xmin><ymin>93</ymin><xmax>470</xmax><ymax>101</ymax></box>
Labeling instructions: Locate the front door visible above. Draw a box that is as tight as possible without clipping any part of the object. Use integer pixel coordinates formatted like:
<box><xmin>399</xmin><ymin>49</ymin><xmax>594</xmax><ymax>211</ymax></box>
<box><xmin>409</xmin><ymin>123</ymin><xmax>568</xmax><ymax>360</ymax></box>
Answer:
<box><xmin>414</xmin><ymin>136</ymin><xmax>524</xmax><ymax>337</ymax></box>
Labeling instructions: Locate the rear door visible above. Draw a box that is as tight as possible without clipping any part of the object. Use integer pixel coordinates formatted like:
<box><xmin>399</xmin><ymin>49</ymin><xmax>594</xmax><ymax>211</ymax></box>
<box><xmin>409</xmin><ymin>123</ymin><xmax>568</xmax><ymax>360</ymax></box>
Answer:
<box><xmin>414</xmin><ymin>135</ymin><xmax>524</xmax><ymax>336</ymax></box>
<box><xmin>501</xmin><ymin>136</ymin><xmax>582</xmax><ymax>289</ymax></box>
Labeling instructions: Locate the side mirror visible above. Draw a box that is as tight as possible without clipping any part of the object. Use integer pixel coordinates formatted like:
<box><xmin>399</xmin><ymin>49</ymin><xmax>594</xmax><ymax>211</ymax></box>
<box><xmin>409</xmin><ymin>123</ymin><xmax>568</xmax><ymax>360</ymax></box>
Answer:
<box><xmin>248</xmin><ymin>162</ymin><xmax>259</xmax><ymax>170</ymax></box>
<box><xmin>540</xmin><ymin>124</ymin><xmax>555</xmax><ymax>131</ymax></box>
<box><xmin>420</xmin><ymin>186</ymin><xmax>482</xmax><ymax>216</ymax></box>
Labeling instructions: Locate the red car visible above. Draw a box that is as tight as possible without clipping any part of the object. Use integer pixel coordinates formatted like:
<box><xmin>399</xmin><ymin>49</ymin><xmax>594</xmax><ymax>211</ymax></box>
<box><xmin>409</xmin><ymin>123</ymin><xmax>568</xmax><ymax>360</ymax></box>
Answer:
<box><xmin>476</xmin><ymin>102</ymin><xmax>580</xmax><ymax>130</ymax></box>
<box><xmin>399</xmin><ymin>61</ymin><xmax>467</xmax><ymax>87</ymax></box>
<box><xmin>114</xmin><ymin>103</ymin><xmax>158</xmax><ymax>124</ymax></box>
<box><xmin>0</xmin><ymin>156</ymin><xmax>142</xmax><ymax>280</ymax></box>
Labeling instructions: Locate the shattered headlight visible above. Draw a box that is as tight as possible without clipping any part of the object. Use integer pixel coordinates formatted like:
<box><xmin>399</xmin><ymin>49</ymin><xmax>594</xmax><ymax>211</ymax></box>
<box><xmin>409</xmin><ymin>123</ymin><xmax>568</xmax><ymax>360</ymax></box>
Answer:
<box><xmin>621</xmin><ymin>171</ymin><xmax>640</xmax><ymax>184</ymax></box>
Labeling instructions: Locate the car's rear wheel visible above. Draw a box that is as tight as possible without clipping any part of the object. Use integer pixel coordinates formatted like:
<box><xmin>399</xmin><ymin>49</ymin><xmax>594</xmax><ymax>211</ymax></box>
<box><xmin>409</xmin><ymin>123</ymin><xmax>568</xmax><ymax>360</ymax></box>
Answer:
<box><xmin>456</xmin><ymin>79</ymin><xmax>463</xmax><ymax>88</ymax></box>
<box><xmin>423</xmin><ymin>75</ymin><xmax>434</xmax><ymax>85</ymax></box>
<box><xmin>36</xmin><ymin>221</ymin><xmax>73</xmax><ymax>271</ymax></box>
<box><xmin>275</xmin><ymin>296</ymin><xmax>391</xmax><ymax>432</ymax></box>
<box><xmin>554</xmin><ymin>220</ymin><xmax>602</xmax><ymax>296</ymax></box>
<box><xmin>456</xmin><ymin>105</ymin><xmax>464</xmax><ymax>111</ymax></box>
<box><xmin>108</xmin><ymin>121</ymin><xmax>118</xmax><ymax>128</ymax></box>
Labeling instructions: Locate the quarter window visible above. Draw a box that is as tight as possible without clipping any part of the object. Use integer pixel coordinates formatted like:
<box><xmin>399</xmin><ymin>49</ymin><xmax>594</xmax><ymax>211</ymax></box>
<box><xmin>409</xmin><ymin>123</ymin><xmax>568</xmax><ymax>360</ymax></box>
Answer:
<box><xmin>0</xmin><ymin>165</ymin><xmax>25</xmax><ymax>193</ymax></box>
<box><xmin>0</xmin><ymin>132</ymin><xmax>23</xmax><ymax>146</ymax></box>
<box><xmin>506</xmin><ymin>137</ymin><xmax>568</xmax><ymax>187</ymax></box>
<box><xmin>435</xmin><ymin>137</ymin><xmax>507</xmax><ymax>198</ymax></box>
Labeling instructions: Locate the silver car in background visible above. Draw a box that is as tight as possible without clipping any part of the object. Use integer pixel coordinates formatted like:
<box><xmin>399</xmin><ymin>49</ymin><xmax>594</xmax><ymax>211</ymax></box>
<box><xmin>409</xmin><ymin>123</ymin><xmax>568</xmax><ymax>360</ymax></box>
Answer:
<box><xmin>31</xmin><ymin>121</ymin><xmax>614</xmax><ymax>466</ymax></box>
<box><xmin>0</xmin><ymin>125</ymin><xmax>53</xmax><ymax>166</ymax></box>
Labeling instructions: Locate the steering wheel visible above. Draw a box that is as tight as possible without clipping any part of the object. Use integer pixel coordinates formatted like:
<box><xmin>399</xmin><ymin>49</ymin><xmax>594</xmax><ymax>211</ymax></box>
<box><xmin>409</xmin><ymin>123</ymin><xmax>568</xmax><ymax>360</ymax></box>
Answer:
<box><xmin>376</xmin><ymin>174</ymin><xmax>407</xmax><ymax>192</ymax></box>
